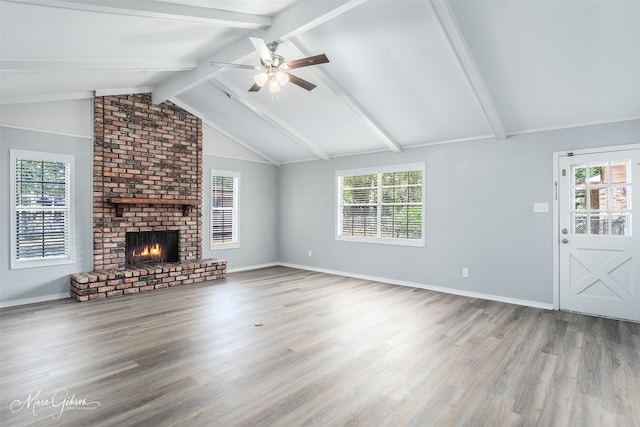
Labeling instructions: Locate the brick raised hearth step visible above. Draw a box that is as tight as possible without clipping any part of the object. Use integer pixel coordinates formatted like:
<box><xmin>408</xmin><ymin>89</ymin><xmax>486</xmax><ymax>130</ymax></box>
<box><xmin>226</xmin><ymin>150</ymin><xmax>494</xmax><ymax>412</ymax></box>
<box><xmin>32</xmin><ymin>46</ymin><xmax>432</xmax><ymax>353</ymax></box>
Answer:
<box><xmin>70</xmin><ymin>259</ymin><xmax>227</xmax><ymax>302</ymax></box>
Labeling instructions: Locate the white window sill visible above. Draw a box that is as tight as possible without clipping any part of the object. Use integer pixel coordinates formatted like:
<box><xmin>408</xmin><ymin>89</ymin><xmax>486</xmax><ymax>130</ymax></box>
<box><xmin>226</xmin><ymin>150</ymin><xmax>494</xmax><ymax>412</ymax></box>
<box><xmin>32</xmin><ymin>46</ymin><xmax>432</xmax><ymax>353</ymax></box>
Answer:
<box><xmin>336</xmin><ymin>236</ymin><xmax>425</xmax><ymax>247</ymax></box>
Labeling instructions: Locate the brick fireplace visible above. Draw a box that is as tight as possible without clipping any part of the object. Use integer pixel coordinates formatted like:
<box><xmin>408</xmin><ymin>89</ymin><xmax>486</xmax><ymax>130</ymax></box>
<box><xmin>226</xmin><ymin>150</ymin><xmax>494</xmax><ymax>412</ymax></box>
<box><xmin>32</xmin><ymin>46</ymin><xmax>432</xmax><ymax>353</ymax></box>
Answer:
<box><xmin>70</xmin><ymin>93</ymin><xmax>226</xmax><ymax>301</ymax></box>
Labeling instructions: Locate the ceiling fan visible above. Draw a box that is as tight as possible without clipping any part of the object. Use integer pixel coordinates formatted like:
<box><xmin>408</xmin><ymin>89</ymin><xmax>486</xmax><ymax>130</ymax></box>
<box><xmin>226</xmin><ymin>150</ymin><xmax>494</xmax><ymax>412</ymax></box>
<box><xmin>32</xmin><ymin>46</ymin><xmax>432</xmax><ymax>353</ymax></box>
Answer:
<box><xmin>210</xmin><ymin>37</ymin><xmax>329</xmax><ymax>93</ymax></box>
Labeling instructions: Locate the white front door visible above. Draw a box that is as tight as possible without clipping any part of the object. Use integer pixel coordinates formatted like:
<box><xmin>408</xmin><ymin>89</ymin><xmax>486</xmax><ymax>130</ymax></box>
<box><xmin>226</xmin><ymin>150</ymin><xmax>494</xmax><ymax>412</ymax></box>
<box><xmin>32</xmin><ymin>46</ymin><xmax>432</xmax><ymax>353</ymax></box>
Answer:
<box><xmin>558</xmin><ymin>147</ymin><xmax>640</xmax><ymax>321</ymax></box>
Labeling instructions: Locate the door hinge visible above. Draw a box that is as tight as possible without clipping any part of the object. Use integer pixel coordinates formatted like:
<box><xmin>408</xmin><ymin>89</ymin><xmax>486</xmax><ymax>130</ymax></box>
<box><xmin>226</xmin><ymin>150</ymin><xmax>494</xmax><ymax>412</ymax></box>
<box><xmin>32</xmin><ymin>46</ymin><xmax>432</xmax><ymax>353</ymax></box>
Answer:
<box><xmin>555</xmin><ymin>181</ymin><xmax>558</xmax><ymax>200</ymax></box>
<box><xmin>562</xmin><ymin>169</ymin><xmax>566</xmax><ymax>177</ymax></box>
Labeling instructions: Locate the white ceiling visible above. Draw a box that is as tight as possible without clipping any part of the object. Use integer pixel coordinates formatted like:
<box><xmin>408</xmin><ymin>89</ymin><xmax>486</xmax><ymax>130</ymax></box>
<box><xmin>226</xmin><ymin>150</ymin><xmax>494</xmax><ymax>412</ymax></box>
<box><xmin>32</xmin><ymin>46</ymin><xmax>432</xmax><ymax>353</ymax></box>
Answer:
<box><xmin>1</xmin><ymin>0</ymin><xmax>639</xmax><ymax>165</ymax></box>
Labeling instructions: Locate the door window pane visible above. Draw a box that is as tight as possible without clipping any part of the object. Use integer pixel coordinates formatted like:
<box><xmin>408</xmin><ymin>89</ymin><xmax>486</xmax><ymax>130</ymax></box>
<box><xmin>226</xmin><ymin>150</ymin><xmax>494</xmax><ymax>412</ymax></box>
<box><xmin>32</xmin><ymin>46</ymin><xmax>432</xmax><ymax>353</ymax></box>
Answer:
<box><xmin>590</xmin><ymin>214</ymin><xmax>609</xmax><ymax>235</ymax></box>
<box><xmin>611</xmin><ymin>214</ymin><xmax>629</xmax><ymax>236</ymax></box>
<box><xmin>591</xmin><ymin>187</ymin><xmax>609</xmax><ymax>210</ymax></box>
<box><xmin>589</xmin><ymin>164</ymin><xmax>605</xmax><ymax>184</ymax></box>
<box><xmin>574</xmin><ymin>188</ymin><xmax>586</xmax><ymax>210</ymax></box>
<box><xmin>611</xmin><ymin>186</ymin><xmax>628</xmax><ymax>210</ymax></box>
<box><xmin>609</xmin><ymin>161</ymin><xmax>629</xmax><ymax>184</ymax></box>
<box><xmin>573</xmin><ymin>213</ymin><xmax>587</xmax><ymax>234</ymax></box>
<box><xmin>569</xmin><ymin>160</ymin><xmax>631</xmax><ymax>236</ymax></box>
<box><xmin>574</xmin><ymin>165</ymin><xmax>586</xmax><ymax>186</ymax></box>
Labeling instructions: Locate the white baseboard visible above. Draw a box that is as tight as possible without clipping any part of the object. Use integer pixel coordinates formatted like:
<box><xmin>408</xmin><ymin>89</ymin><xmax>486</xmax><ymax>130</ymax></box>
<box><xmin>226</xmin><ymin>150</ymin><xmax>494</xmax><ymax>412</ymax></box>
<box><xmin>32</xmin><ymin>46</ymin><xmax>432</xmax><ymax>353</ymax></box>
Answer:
<box><xmin>226</xmin><ymin>262</ymin><xmax>280</xmax><ymax>273</ymax></box>
<box><xmin>277</xmin><ymin>263</ymin><xmax>555</xmax><ymax>310</ymax></box>
<box><xmin>0</xmin><ymin>293</ymin><xmax>70</xmax><ymax>308</ymax></box>
<box><xmin>2</xmin><ymin>264</ymin><xmax>554</xmax><ymax>311</ymax></box>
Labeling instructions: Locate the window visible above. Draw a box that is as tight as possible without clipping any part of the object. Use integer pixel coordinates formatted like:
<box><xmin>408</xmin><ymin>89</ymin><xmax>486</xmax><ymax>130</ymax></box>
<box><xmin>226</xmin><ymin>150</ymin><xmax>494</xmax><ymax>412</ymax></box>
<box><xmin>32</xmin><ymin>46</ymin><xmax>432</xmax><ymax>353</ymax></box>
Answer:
<box><xmin>211</xmin><ymin>170</ymin><xmax>239</xmax><ymax>248</ymax></box>
<box><xmin>11</xmin><ymin>150</ymin><xmax>74</xmax><ymax>269</ymax></box>
<box><xmin>571</xmin><ymin>160</ymin><xmax>631</xmax><ymax>236</ymax></box>
<box><xmin>337</xmin><ymin>164</ymin><xmax>425</xmax><ymax>246</ymax></box>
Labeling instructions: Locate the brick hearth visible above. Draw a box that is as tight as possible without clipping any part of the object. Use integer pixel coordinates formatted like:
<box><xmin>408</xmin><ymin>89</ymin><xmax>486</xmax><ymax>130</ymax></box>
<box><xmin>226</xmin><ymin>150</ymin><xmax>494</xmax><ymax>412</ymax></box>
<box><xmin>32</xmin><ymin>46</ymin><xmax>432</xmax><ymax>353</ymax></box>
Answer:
<box><xmin>70</xmin><ymin>260</ymin><xmax>226</xmax><ymax>301</ymax></box>
<box><xmin>70</xmin><ymin>93</ymin><xmax>226</xmax><ymax>302</ymax></box>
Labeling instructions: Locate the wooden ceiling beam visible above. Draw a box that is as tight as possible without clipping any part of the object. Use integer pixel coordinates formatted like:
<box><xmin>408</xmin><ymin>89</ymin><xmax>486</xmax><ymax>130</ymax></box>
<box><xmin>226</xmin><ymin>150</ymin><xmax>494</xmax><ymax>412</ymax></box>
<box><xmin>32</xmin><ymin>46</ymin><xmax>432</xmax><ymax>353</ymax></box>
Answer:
<box><xmin>4</xmin><ymin>0</ymin><xmax>271</xmax><ymax>28</ymax></box>
<box><xmin>430</xmin><ymin>0</ymin><xmax>507</xmax><ymax>141</ymax></box>
<box><xmin>0</xmin><ymin>59</ymin><xmax>197</xmax><ymax>73</ymax></box>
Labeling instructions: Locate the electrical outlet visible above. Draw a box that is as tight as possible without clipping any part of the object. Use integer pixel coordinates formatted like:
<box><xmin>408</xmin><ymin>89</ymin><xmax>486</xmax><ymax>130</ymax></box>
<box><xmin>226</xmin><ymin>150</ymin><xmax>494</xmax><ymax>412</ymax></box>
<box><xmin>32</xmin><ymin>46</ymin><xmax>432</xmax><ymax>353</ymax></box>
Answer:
<box><xmin>462</xmin><ymin>267</ymin><xmax>470</xmax><ymax>278</ymax></box>
<box><xmin>308</xmin><ymin>250</ymin><xmax>312</xmax><ymax>257</ymax></box>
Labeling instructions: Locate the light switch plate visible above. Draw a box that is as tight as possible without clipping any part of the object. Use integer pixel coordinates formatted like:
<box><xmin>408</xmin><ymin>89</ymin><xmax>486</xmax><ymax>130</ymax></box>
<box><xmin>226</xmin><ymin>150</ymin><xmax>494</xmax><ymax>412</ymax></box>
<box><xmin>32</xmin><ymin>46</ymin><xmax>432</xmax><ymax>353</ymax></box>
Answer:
<box><xmin>533</xmin><ymin>202</ymin><xmax>549</xmax><ymax>213</ymax></box>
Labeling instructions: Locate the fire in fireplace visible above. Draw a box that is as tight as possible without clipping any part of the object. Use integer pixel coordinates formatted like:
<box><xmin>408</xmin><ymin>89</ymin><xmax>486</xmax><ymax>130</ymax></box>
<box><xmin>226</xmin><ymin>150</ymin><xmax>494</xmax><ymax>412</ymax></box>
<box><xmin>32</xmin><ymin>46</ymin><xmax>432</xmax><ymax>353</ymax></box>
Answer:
<box><xmin>125</xmin><ymin>230</ymin><xmax>179</xmax><ymax>267</ymax></box>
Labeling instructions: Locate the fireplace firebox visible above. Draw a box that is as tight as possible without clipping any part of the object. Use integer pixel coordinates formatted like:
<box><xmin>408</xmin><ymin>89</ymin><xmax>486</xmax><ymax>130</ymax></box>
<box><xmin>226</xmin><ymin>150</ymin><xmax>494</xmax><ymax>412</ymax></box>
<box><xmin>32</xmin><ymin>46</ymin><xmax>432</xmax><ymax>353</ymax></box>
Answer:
<box><xmin>125</xmin><ymin>231</ymin><xmax>179</xmax><ymax>267</ymax></box>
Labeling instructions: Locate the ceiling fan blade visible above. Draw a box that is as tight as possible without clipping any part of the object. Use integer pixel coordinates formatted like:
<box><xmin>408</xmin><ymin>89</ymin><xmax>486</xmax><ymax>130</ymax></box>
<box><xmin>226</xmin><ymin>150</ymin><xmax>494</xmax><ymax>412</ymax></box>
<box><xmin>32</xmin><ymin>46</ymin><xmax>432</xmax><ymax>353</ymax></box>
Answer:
<box><xmin>286</xmin><ymin>73</ymin><xmax>317</xmax><ymax>91</ymax></box>
<box><xmin>286</xmin><ymin>54</ymin><xmax>329</xmax><ymax>70</ymax></box>
<box><xmin>249</xmin><ymin>37</ymin><xmax>273</xmax><ymax>64</ymax></box>
<box><xmin>248</xmin><ymin>82</ymin><xmax>263</xmax><ymax>92</ymax></box>
<box><xmin>210</xmin><ymin>61</ymin><xmax>260</xmax><ymax>70</ymax></box>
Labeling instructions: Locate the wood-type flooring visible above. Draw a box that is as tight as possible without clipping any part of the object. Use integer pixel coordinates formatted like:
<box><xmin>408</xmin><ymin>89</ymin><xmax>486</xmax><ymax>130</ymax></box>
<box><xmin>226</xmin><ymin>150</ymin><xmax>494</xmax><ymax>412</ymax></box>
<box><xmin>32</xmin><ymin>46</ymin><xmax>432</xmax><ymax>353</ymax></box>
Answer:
<box><xmin>1</xmin><ymin>266</ymin><xmax>639</xmax><ymax>426</ymax></box>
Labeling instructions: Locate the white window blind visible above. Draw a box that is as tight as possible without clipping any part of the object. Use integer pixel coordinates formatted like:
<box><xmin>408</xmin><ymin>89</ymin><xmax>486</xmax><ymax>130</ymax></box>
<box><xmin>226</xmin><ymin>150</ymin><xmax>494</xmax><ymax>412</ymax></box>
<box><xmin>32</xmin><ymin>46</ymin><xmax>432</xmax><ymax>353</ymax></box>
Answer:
<box><xmin>11</xmin><ymin>150</ymin><xmax>74</xmax><ymax>268</ymax></box>
<box><xmin>211</xmin><ymin>170</ymin><xmax>239</xmax><ymax>248</ymax></box>
<box><xmin>337</xmin><ymin>164</ymin><xmax>425</xmax><ymax>246</ymax></box>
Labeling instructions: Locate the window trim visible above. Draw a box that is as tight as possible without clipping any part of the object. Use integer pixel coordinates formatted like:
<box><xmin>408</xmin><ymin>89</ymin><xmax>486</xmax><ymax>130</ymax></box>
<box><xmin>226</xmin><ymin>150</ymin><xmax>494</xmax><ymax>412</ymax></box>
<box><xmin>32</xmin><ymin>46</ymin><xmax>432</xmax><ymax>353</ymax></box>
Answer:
<box><xmin>210</xmin><ymin>169</ymin><xmax>240</xmax><ymax>250</ymax></box>
<box><xmin>10</xmin><ymin>149</ymin><xmax>75</xmax><ymax>269</ymax></box>
<box><xmin>336</xmin><ymin>163</ymin><xmax>426</xmax><ymax>247</ymax></box>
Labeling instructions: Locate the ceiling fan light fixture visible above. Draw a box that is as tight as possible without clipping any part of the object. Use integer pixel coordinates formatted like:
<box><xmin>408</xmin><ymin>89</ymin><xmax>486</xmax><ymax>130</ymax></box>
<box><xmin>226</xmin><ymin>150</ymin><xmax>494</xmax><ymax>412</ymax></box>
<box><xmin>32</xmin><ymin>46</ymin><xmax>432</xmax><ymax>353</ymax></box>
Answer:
<box><xmin>268</xmin><ymin>77</ymin><xmax>281</xmax><ymax>93</ymax></box>
<box><xmin>254</xmin><ymin>72</ymin><xmax>268</xmax><ymax>87</ymax></box>
<box><xmin>275</xmin><ymin>71</ymin><xmax>289</xmax><ymax>86</ymax></box>
<box><xmin>213</xmin><ymin>37</ymin><xmax>329</xmax><ymax>93</ymax></box>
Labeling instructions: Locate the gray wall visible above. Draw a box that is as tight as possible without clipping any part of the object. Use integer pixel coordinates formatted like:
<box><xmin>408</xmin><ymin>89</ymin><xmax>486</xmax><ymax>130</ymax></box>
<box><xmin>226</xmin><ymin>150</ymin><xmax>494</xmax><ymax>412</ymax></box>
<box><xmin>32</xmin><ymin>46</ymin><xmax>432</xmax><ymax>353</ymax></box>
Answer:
<box><xmin>0</xmin><ymin>126</ymin><xmax>93</xmax><ymax>306</ymax></box>
<box><xmin>202</xmin><ymin>155</ymin><xmax>279</xmax><ymax>269</ymax></box>
<box><xmin>278</xmin><ymin>120</ymin><xmax>640</xmax><ymax>305</ymax></box>
<box><xmin>2</xmin><ymin>118</ymin><xmax>638</xmax><ymax>307</ymax></box>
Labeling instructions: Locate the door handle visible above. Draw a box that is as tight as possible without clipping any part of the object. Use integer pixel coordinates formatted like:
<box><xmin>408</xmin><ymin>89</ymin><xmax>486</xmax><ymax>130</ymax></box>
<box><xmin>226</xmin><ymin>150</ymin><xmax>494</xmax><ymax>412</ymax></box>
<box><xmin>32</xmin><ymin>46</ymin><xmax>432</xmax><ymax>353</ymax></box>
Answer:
<box><xmin>561</xmin><ymin>238</ymin><xmax>569</xmax><ymax>244</ymax></box>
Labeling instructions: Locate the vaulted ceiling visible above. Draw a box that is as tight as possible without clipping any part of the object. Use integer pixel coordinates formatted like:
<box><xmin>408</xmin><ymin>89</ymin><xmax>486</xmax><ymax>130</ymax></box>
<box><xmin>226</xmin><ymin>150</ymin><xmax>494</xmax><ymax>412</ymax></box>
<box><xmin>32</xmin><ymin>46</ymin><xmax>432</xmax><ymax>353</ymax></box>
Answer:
<box><xmin>1</xmin><ymin>0</ymin><xmax>639</xmax><ymax>165</ymax></box>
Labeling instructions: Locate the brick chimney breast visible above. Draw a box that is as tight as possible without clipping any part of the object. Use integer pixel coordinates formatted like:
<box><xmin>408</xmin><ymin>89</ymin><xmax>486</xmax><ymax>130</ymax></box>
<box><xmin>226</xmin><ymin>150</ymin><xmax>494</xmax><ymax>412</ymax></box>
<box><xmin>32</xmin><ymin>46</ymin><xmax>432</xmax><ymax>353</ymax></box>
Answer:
<box><xmin>92</xmin><ymin>93</ymin><xmax>202</xmax><ymax>271</ymax></box>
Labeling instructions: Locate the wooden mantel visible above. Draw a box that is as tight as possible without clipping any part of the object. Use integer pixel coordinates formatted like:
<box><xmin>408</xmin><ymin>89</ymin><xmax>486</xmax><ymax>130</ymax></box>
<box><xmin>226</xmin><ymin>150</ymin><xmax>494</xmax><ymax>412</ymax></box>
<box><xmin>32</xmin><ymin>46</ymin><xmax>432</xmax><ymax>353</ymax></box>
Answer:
<box><xmin>109</xmin><ymin>198</ymin><xmax>201</xmax><ymax>217</ymax></box>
